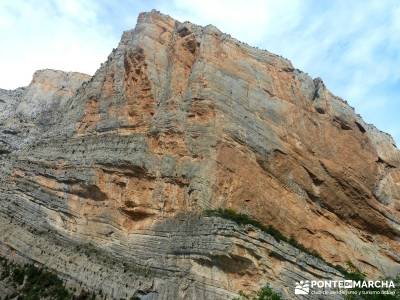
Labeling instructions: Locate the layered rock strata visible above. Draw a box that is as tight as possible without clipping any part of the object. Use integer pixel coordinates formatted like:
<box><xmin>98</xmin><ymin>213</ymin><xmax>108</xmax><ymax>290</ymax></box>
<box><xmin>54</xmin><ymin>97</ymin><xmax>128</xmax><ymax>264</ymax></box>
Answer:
<box><xmin>0</xmin><ymin>10</ymin><xmax>399</xmax><ymax>299</ymax></box>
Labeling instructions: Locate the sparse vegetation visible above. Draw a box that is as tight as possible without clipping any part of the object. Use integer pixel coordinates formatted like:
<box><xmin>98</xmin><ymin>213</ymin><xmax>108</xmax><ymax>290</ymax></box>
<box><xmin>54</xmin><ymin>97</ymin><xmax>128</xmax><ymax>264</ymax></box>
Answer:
<box><xmin>233</xmin><ymin>284</ymin><xmax>283</xmax><ymax>300</ymax></box>
<box><xmin>206</xmin><ymin>208</ymin><xmax>400</xmax><ymax>300</ymax></box>
<box><xmin>340</xmin><ymin>262</ymin><xmax>400</xmax><ymax>300</ymax></box>
<box><xmin>0</xmin><ymin>256</ymin><xmax>71</xmax><ymax>299</ymax></box>
<box><xmin>340</xmin><ymin>261</ymin><xmax>367</xmax><ymax>281</ymax></box>
<box><xmin>0</xmin><ymin>256</ymin><xmax>97</xmax><ymax>300</ymax></box>
<box><xmin>204</xmin><ymin>208</ymin><xmax>285</xmax><ymax>241</ymax></box>
<box><xmin>204</xmin><ymin>208</ymin><xmax>323</xmax><ymax>259</ymax></box>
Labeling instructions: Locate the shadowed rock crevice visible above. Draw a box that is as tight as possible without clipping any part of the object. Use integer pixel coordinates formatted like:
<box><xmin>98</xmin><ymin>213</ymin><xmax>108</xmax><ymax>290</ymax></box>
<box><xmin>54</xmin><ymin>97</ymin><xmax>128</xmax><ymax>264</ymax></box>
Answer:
<box><xmin>194</xmin><ymin>254</ymin><xmax>254</xmax><ymax>273</ymax></box>
<box><xmin>70</xmin><ymin>184</ymin><xmax>108</xmax><ymax>201</ymax></box>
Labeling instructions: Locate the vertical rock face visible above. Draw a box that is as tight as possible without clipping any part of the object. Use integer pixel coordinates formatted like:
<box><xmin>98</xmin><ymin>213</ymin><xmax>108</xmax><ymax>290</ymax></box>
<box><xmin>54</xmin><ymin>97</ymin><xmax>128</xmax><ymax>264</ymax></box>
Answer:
<box><xmin>0</xmin><ymin>10</ymin><xmax>399</xmax><ymax>299</ymax></box>
<box><xmin>0</xmin><ymin>69</ymin><xmax>90</xmax><ymax>153</ymax></box>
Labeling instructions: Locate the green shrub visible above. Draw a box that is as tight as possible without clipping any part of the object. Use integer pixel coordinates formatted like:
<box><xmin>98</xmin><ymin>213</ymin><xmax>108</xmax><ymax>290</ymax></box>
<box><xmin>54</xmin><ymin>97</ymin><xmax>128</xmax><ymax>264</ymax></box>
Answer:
<box><xmin>204</xmin><ymin>208</ymin><xmax>322</xmax><ymax>259</ymax></box>
<box><xmin>0</xmin><ymin>258</ymin><xmax>72</xmax><ymax>299</ymax></box>
<box><xmin>234</xmin><ymin>284</ymin><xmax>283</xmax><ymax>300</ymax></box>
<box><xmin>11</xmin><ymin>266</ymin><xmax>25</xmax><ymax>285</ymax></box>
<box><xmin>256</xmin><ymin>285</ymin><xmax>283</xmax><ymax>300</ymax></box>
<box><xmin>205</xmin><ymin>208</ymin><xmax>400</xmax><ymax>300</ymax></box>
<box><xmin>342</xmin><ymin>262</ymin><xmax>366</xmax><ymax>281</ymax></box>
<box><xmin>204</xmin><ymin>209</ymin><xmax>285</xmax><ymax>242</ymax></box>
<box><xmin>341</xmin><ymin>263</ymin><xmax>400</xmax><ymax>300</ymax></box>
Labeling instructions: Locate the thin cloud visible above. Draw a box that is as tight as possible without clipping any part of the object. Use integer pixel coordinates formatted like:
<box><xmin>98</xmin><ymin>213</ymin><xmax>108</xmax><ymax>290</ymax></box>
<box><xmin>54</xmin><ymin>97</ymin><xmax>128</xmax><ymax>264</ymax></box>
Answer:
<box><xmin>0</xmin><ymin>0</ymin><xmax>398</xmax><ymax>144</ymax></box>
<box><xmin>158</xmin><ymin>0</ymin><xmax>303</xmax><ymax>45</ymax></box>
<box><xmin>0</xmin><ymin>0</ymin><xmax>116</xmax><ymax>89</ymax></box>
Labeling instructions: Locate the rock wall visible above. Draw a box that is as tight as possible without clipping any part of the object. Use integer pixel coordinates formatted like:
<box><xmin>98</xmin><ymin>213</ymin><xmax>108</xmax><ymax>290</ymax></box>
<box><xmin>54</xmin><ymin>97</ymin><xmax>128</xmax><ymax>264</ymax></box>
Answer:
<box><xmin>0</xmin><ymin>10</ymin><xmax>399</xmax><ymax>299</ymax></box>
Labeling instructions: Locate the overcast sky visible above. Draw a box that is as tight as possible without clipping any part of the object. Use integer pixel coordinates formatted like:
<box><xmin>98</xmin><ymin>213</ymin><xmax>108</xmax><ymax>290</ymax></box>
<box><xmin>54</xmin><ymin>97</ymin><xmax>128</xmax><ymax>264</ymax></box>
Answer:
<box><xmin>1</xmin><ymin>0</ymin><xmax>399</xmax><ymax>144</ymax></box>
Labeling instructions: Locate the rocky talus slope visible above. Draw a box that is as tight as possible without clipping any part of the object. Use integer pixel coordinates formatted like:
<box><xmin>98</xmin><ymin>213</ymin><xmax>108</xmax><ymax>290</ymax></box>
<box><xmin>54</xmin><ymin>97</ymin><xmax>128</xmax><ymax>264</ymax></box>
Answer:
<box><xmin>0</xmin><ymin>10</ymin><xmax>399</xmax><ymax>300</ymax></box>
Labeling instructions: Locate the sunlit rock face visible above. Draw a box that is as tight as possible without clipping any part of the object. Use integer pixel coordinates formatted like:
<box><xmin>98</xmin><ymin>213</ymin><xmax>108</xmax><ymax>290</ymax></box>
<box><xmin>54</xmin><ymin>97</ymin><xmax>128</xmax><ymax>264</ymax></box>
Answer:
<box><xmin>0</xmin><ymin>10</ymin><xmax>399</xmax><ymax>300</ymax></box>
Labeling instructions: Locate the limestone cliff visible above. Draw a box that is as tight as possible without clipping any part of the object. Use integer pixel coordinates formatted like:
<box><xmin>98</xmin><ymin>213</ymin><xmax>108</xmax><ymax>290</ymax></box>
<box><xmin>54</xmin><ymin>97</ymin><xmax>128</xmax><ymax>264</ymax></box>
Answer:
<box><xmin>0</xmin><ymin>10</ymin><xmax>399</xmax><ymax>300</ymax></box>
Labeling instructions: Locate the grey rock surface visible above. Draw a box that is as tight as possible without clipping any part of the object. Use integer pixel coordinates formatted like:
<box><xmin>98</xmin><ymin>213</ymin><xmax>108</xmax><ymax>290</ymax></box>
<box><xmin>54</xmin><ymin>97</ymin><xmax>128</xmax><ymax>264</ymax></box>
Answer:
<box><xmin>0</xmin><ymin>9</ymin><xmax>399</xmax><ymax>300</ymax></box>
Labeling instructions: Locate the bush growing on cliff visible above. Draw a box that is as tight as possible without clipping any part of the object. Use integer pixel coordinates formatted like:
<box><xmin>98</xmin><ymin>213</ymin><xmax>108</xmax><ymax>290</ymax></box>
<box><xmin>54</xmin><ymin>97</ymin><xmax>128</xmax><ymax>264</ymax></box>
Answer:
<box><xmin>205</xmin><ymin>210</ymin><xmax>400</xmax><ymax>300</ymax></box>
<box><xmin>0</xmin><ymin>258</ymin><xmax>72</xmax><ymax>300</ymax></box>
<box><xmin>233</xmin><ymin>284</ymin><xmax>283</xmax><ymax>300</ymax></box>
<box><xmin>204</xmin><ymin>208</ymin><xmax>285</xmax><ymax>241</ymax></box>
<box><xmin>0</xmin><ymin>257</ymin><xmax>99</xmax><ymax>300</ymax></box>
<box><xmin>204</xmin><ymin>208</ymin><xmax>322</xmax><ymax>259</ymax></box>
<box><xmin>341</xmin><ymin>263</ymin><xmax>400</xmax><ymax>300</ymax></box>
<box><xmin>344</xmin><ymin>277</ymin><xmax>400</xmax><ymax>299</ymax></box>
<box><xmin>341</xmin><ymin>262</ymin><xmax>366</xmax><ymax>281</ymax></box>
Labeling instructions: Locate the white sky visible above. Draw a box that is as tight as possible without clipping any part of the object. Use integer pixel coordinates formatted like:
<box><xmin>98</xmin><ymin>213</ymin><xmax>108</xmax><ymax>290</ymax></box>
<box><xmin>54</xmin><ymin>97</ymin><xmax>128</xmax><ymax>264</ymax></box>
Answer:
<box><xmin>0</xmin><ymin>0</ymin><xmax>399</xmax><ymax>144</ymax></box>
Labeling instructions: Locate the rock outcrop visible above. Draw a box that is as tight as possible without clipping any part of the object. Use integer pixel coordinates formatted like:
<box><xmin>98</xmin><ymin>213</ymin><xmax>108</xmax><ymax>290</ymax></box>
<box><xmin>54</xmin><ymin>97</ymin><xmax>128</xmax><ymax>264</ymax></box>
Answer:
<box><xmin>0</xmin><ymin>10</ymin><xmax>399</xmax><ymax>300</ymax></box>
